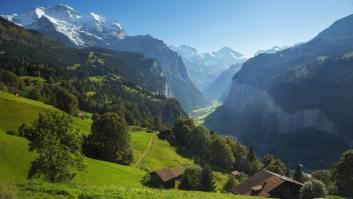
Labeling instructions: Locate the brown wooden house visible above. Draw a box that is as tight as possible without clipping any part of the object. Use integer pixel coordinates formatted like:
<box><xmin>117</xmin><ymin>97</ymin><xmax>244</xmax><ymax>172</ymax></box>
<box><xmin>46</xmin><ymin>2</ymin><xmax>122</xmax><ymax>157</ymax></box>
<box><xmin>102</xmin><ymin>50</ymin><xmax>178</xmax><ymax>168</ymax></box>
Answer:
<box><xmin>232</xmin><ymin>170</ymin><xmax>303</xmax><ymax>198</ymax></box>
<box><xmin>150</xmin><ymin>167</ymin><xmax>184</xmax><ymax>188</ymax></box>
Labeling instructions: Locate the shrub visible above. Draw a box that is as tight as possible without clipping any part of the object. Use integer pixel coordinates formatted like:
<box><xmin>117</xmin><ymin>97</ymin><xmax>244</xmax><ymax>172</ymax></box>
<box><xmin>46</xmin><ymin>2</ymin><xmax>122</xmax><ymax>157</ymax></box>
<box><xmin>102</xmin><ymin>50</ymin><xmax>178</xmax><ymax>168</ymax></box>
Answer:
<box><xmin>300</xmin><ymin>180</ymin><xmax>328</xmax><ymax>199</ymax></box>
<box><xmin>200</xmin><ymin>165</ymin><xmax>216</xmax><ymax>192</ymax></box>
<box><xmin>5</xmin><ymin>130</ymin><xmax>18</xmax><ymax>136</ymax></box>
<box><xmin>223</xmin><ymin>176</ymin><xmax>239</xmax><ymax>193</ymax></box>
<box><xmin>179</xmin><ymin>166</ymin><xmax>202</xmax><ymax>190</ymax></box>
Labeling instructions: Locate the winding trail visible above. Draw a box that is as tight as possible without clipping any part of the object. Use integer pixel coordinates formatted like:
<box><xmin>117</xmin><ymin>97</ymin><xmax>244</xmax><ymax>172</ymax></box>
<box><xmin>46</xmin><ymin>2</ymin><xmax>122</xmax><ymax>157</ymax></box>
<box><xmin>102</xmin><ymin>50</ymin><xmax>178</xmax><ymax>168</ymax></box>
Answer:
<box><xmin>135</xmin><ymin>133</ymin><xmax>157</xmax><ymax>169</ymax></box>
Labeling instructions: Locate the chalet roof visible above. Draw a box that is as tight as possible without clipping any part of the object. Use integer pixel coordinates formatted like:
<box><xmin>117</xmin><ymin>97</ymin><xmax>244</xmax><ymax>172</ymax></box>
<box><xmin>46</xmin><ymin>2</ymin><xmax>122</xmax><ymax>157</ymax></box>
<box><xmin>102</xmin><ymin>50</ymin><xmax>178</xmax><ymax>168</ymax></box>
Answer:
<box><xmin>231</xmin><ymin>170</ymin><xmax>241</xmax><ymax>176</ymax></box>
<box><xmin>232</xmin><ymin>170</ymin><xmax>303</xmax><ymax>196</ymax></box>
<box><xmin>152</xmin><ymin>167</ymin><xmax>184</xmax><ymax>182</ymax></box>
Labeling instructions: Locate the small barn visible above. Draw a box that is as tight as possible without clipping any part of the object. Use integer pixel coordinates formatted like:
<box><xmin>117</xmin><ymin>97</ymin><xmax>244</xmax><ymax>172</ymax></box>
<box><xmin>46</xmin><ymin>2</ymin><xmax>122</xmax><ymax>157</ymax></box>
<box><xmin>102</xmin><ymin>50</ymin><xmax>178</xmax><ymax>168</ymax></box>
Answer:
<box><xmin>232</xmin><ymin>170</ymin><xmax>303</xmax><ymax>198</ymax></box>
<box><xmin>150</xmin><ymin>167</ymin><xmax>184</xmax><ymax>188</ymax></box>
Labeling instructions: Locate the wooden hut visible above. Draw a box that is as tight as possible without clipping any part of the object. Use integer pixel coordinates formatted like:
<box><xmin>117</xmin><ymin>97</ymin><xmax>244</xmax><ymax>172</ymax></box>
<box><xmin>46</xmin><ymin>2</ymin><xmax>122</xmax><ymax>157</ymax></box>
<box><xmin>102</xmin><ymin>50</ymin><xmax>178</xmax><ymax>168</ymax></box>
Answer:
<box><xmin>150</xmin><ymin>167</ymin><xmax>183</xmax><ymax>188</ymax></box>
<box><xmin>232</xmin><ymin>170</ymin><xmax>303</xmax><ymax>198</ymax></box>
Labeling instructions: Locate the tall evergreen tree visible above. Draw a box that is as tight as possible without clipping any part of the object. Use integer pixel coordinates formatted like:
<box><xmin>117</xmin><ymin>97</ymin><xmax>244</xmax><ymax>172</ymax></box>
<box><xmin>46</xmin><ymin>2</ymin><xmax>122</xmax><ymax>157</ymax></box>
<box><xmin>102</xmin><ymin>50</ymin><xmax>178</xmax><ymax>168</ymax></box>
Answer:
<box><xmin>293</xmin><ymin>164</ymin><xmax>305</xmax><ymax>183</ymax></box>
<box><xmin>247</xmin><ymin>147</ymin><xmax>256</xmax><ymax>162</ymax></box>
<box><xmin>200</xmin><ymin>165</ymin><xmax>216</xmax><ymax>192</ymax></box>
<box><xmin>151</xmin><ymin>116</ymin><xmax>162</xmax><ymax>131</ymax></box>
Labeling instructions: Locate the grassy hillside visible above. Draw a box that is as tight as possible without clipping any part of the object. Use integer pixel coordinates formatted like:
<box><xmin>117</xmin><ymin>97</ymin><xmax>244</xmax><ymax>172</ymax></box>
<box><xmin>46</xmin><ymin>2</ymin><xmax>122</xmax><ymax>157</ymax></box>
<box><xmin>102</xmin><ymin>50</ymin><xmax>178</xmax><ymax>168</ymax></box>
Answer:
<box><xmin>0</xmin><ymin>92</ymin><xmax>254</xmax><ymax>198</ymax></box>
<box><xmin>0</xmin><ymin>92</ymin><xmax>91</xmax><ymax>134</ymax></box>
<box><xmin>131</xmin><ymin>131</ymin><xmax>193</xmax><ymax>171</ymax></box>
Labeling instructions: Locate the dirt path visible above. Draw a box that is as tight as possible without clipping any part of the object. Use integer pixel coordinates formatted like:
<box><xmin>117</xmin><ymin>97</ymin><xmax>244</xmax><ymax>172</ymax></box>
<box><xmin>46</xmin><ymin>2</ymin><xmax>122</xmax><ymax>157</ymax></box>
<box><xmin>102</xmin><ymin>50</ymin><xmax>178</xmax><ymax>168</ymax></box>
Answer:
<box><xmin>135</xmin><ymin>133</ymin><xmax>157</xmax><ymax>169</ymax></box>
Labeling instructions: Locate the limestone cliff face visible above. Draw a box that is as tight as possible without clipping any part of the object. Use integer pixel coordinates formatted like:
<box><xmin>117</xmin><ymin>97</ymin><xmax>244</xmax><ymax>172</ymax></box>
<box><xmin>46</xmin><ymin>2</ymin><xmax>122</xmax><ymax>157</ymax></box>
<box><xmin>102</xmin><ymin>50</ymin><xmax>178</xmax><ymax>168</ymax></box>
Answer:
<box><xmin>225</xmin><ymin>82</ymin><xmax>339</xmax><ymax>136</ymax></box>
<box><xmin>205</xmin><ymin>14</ymin><xmax>353</xmax><ymax>168</ymax></box>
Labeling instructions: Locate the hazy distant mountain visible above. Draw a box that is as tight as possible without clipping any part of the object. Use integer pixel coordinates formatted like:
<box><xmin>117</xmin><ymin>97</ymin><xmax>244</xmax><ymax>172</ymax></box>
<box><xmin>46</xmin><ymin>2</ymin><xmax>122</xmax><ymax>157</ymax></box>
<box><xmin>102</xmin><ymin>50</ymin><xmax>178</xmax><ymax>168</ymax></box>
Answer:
<box><xmin>1</xmin><ymin>4</ymin><xmax>209</xmax><ymax>110</ymax></box>
<box><xmin>204</xmin><ymin>63</ymin><xmax>243</xmax><ymax>101</ymax></box>
<box><xmin>170</xmin><ymin>45</ymin><xmax>246</xmax><ymax>94</ymax></box>
<box><xmin>205</xmin><ymin>14</ymin><xmax>353</xmax><ymax>169</ymax></box>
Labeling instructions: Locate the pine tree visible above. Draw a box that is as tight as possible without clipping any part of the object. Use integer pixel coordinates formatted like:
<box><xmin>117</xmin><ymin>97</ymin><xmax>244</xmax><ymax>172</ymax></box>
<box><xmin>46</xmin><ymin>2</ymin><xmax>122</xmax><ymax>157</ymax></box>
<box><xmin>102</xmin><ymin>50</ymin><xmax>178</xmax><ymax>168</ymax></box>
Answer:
<box><xmin>293</xmin><ymin>164</ymin><xmax>305</xmax><ymax>183</ymax></box>
<box><xmin>200</xmin><ymin>165</ymin><xmax>216</xmax><ymax>192</ymax></box>
<box><xmin>151</xmin><ymin>116</ymin><xmax>162</xmax><ymax>131</ymax></box>
<box><xmin>247</xmin><ymin>147</ymin><xmax>256</xmax><ymax>162</ymax></box>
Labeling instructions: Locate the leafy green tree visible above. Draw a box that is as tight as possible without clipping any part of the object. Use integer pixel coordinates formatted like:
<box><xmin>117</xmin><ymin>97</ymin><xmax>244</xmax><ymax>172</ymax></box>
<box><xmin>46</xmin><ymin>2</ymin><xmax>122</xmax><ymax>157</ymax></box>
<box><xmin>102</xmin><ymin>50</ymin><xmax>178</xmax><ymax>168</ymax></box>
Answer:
<box><xmin>83</xmin><ymin>112</ymin><xmax>133</xmax><ymax>165</ymax></box>
<box><xmin>179</xmin><ymin>166</ymin><xmax>202</xmax><ymax>190</ymax></box>
<box><xmin>26</xmin><ymin>87</ymin><xmax>41</xmax><ymax>100</ymax></box>
<box><xmin>294</xmin><ymin>164</ymin><xmax>305</xmax><ymax>183</ymax></box>
<box><xmin>332</xmin><ymin>149</ymin><xmax>353</xmax><ymax>197</ymax></box>
<box><xmin>227</xmin><ymin>138</ymin><xmax>249</xmax><ymax>172</ymax></box>
<box><xmin>187</xmin><ymin>126</ymin><xmax>211</xmax><ymax>159</ymax></box>
<box><xmin>55</xmin><ymin>87</ymin><xmax>79</xmax><ymax>116</ymax></box>
<box><xmin>210</xmin><ymin>136</ymin><xmax>235</xmax><ymax>171</ymax></box>
<box><xmin>312</xmin><ymin>170</ymin><xmax>336</xmax><ymax>194</ymax></box>
<box><xmin>261</xmin><ymin>154</ymin><xmax>287</xmax><ymax>175</ymax></box>
<box><xmin>200</xmin><ymin>165</ymin><xmax>216</xmax><ymax>192</ymax></box>
<box><xmin>172</xmin><ymin>119</ymin><xmax>195</xmax><ymax>145</ymax></box>
<box><xmin>26</xmin><ymin>112</ymin><xmax>86</xmax><ymax>183</ymax></box>
<box><xmin>300</xmin><ymin>180</ymin><xmax>328</xmax><ymax>199</ymax></box>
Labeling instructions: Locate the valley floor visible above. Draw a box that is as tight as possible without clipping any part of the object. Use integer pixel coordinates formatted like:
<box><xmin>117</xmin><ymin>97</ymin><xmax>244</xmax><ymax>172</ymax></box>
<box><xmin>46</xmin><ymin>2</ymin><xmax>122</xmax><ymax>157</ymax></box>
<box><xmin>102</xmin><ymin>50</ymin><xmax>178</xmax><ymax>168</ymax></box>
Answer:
<box><xmin>189</xmin><ymin>101</ymin><xmax>221</xmax><ymax>125</ymax></box>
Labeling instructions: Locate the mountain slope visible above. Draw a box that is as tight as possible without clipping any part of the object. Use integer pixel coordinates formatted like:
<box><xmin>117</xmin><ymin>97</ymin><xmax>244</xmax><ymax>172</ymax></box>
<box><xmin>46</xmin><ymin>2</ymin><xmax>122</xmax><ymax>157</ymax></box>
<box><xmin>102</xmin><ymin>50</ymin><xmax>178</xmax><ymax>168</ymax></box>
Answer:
<box><xmin>205</xmin><ymin>14</ymin><xmax>353</xmax><ymax>169</ymax></box>
<box><xmin>171</xmin><ymin>45</ymin><xmax>246</xmax><ymax>94</ymax></box>
<box><xmin>0</xmin><ymin>17</ymin><xmax>187</xmax><ymax>126</ymax></box>
<box><xmin>204</xmin><ymin>63</ymin><xmax>243</xmax><ymax>101</ymax></box>
<box><xmin>1</xmin><ymin>4</ymin><xmax>209</xmax><ymax>110</ymax></box>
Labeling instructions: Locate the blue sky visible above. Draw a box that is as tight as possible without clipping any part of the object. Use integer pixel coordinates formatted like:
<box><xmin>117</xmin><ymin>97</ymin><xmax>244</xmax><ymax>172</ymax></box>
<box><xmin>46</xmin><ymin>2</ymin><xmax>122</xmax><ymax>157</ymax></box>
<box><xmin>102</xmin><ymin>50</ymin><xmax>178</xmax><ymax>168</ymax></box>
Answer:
<box><xmin>0</xmin><ymin>0</ymin><xmax>352</xmax><ymax>56</ymax></box>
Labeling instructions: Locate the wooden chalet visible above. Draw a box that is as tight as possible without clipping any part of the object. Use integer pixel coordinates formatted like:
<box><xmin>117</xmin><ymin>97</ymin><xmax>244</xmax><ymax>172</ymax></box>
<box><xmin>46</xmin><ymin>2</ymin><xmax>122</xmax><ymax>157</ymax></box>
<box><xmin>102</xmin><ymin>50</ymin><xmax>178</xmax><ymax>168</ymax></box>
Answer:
<box><xmin>232</xmin><ymin>170</ymin><xmax>303</xmax><ymax>198</ymax></box>
<box><xmin>150</xmin><ymin>167</ymin><xmax>184</xmax><ymax>188</ymax></box>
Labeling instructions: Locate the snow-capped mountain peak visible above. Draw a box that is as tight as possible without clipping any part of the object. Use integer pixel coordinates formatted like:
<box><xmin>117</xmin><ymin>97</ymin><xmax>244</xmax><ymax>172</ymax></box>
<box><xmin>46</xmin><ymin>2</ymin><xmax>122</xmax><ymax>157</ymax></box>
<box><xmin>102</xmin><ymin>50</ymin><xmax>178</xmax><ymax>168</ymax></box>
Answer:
<box><xmin>90</xmin><ymin>12</ymin><xmax>103</xmax><ymax>22</ymax></box>
<box><xmin>1</xmin><ymin>4</ymin><xmax>126</xmax><ymax>47</ymax></box>
<box><xmin>34</xmin><ymin>7</ymin><xmax>45</xmax><ymax>18</ymax></box>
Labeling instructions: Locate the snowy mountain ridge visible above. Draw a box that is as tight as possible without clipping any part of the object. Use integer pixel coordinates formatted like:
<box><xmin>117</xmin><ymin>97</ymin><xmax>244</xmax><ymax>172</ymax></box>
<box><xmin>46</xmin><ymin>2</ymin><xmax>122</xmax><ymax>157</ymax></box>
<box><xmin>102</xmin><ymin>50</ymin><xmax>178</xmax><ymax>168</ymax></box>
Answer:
<box><xmin>1</xmin><ymin>4</ymin><xmax>126</xmax><ymax>46</ymax></box>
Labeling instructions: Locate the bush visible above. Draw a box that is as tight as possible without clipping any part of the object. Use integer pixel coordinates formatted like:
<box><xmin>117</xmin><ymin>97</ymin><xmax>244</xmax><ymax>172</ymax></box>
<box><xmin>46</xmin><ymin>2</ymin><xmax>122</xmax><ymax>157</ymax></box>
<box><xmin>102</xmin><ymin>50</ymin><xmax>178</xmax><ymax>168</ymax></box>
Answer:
<box><xmin>179</xmin><ymin>166</ymin><xmax>202</xmax><ymax>190</ymax></box>
<box><xmin>312</xmin><ymin>170</ymin><xmax>336</xmax><ymax>194</ymax></box>
<box><xmin>223</xmin><ymin>176</ymin><xmax>239</xmax><ymax>193</ymax></box>
<box><xmin>300</xmin><ymin>180</ymin><xmax>328</xmax><ymax>199</ymax></box>
<box><xmin>6</xmin><ymin>130</ymin><xmax>18</xmax><ymax>136</ymax></box>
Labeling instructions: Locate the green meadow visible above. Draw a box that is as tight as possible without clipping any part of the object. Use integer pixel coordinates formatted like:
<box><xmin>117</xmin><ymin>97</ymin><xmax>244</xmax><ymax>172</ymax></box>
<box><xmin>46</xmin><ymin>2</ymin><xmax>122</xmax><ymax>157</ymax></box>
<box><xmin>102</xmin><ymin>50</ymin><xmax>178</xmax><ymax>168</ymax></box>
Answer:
<box><xmin>0</xmin><ymin>92</ymin><xmax>256</xmax><ymax>198</ymax></box>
